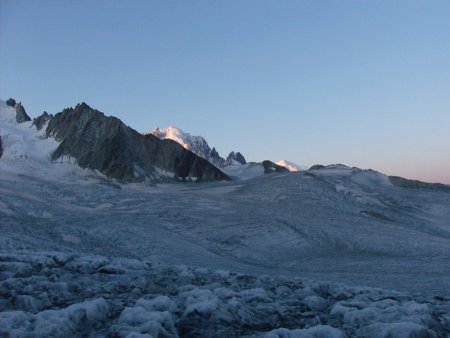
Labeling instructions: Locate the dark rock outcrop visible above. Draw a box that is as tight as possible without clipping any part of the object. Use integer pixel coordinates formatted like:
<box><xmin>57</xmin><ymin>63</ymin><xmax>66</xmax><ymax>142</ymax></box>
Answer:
<box><xmin>15</xmin><ymin>102</ymin><xmax>31</xmax><ymax>123</ymax></box>
<box><xmin>45</xmin><ymin>103</ymin><xmax>230</xmax><ymax>183</ymax></box>
<box><xmin>309</xmin><ymin>164</ymin><xmax>325</xmax><ymax>170</ymax></box>
<box><xmin>262</xmin><ymin>160</ymin><xmax>289</xmax><ymax>174</ymax></box>
<box><xmin>33</xmin><ymin>111</ymin><xmax>53</xmax><ymax>130</ymax></box>
<box><xmin>209</xmin><ymin>147</ymin><xmax>225</xmax><ymax>168</ymax></box>
<box><xmin>234</xmin><ymin>152</ymin><xmax>246</xmax><ymax>165</ymax></box>
<box><xmin>6</xmin><ymin>98</ymin><xmax>16</xmax><ymax>107</ymax></box>
<box><xmin>0</xmin><ymin>136</ymin><xmax>3</xmax><ymax>158</ymax></box>
<box><xmin>210</xmin><ymin>147</ymin><xmax>220</xmax><ymax>159</ymax></box>
<box><xmin>226</xmin><ymin>151</ymin><xmax>246</xmax><ymax>165</ymax></box>
<box><xmin>389</xmin><ymin>176</ymin><xmax>450</xmax><ymax>192</ymax></box>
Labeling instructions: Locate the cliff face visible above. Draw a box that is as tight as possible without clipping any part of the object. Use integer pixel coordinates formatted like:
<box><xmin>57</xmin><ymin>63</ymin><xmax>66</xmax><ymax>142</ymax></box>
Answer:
<box><xmin>6</xmin><ymin>98</ymin><xmax>31</xmax><ymax>123</ymax></box>
<box><xmin>15</xmin><ymin>102</ymin><xmax>31</xmax><ymax>123</ymax></box>
<box><xmin>226</xmin><ymin>151</ymin><xmax>246</xmax><ymax>165</ymax></box>
<box><xmin>45</xmin><ymin>103</ymin><xmax>229</xmax><ymax>183</ymax></box>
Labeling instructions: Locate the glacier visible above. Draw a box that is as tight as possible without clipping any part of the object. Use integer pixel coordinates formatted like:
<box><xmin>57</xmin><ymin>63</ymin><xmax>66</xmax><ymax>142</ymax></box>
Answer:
<box><xmin>1</xmin><ymin>100</ymin><xmax>450</xmax><ymax>337</ymax></box>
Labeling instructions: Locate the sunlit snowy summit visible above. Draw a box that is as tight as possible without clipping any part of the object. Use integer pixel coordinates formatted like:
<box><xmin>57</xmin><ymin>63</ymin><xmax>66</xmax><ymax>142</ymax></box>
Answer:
<box><xmin>151</xmin><ymin>126</ymin><xmax>248</xmax><ymax>169</ymax></box>
<box><xmin>275</xmin><ymin>160</ymin><xmax>306</xmax><ymax>172</ymax></box>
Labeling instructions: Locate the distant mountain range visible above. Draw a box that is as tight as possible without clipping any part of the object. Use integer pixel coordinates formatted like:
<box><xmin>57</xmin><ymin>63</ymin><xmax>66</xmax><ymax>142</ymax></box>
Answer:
<box><xmin>0</xmin><ymin>99</ymin><xmax>290</xmax><ymax>183</ymax></box>
<box><xmin>151</xmin><ymin>126</ymin><xmax>306</xmax><ymax>176</ymax></box>
<box><xmin>2</xmin><ymin>97</ymin><xmax>448</xmax><ymax>190</ymax></box>
<box><xmin>150</xmin><ymin>126</ymin><xmax>298</xmax><ymax>179</ymax></box>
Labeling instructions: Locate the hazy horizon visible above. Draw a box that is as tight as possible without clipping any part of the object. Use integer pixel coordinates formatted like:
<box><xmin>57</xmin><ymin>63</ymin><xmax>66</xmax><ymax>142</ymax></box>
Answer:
<box><xmin>1</xmin><ymin>0</ymin><xmax>449</xmax><ymax>184</ymax></box>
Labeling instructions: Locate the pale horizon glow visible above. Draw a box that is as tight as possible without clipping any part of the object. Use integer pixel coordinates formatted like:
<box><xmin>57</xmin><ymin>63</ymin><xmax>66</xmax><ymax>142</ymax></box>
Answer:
<box><xmin>1</xmin><ymin>0</ymin><xmax>449</xmax><ymax>184</ymax></box>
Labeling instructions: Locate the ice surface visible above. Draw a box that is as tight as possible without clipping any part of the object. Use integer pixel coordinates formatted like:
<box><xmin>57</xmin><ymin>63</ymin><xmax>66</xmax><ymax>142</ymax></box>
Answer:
<box><xmin>0</xmin><ymin>252</ymin><xmax>448</xmax><ymax>337</ymax></box>
<box><xmin>264</xmin><ymin>325</ymin><xmax>346</xmax><ymax>338</ymax></box>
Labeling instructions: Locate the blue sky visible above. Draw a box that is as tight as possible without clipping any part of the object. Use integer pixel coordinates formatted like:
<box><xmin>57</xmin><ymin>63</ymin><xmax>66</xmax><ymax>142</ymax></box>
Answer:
<box><xmin>1</xmin><ymin>0</ymin><xmax>449</xmax><ymax>183</ymax></box>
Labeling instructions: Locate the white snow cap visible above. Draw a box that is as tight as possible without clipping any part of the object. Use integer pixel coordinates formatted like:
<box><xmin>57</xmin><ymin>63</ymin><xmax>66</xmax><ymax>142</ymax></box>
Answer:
<box><xmin>151</xmin><ymin>126</ymin><xmax>208</xmax><ymax>152</ymax></box>
<box><xmin>275</xmin><ymin>160</ymin><xmax>306</xmax><ymax>172</ymax></box>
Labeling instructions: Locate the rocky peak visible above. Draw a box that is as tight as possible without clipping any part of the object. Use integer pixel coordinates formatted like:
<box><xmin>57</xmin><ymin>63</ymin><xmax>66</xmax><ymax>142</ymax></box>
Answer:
<box><xmin>151</xmin><ymin>126</ymin><xmax>228</xmax><ymax>168</ymax></box>
<box><xmin>226</xmin><ymin>151</ymin><xmax>246</xmax><ymax>165</ymax></box>
<box><xmin>15</xmin><ymin>101</ymin><xmax>31</xmax><ymax>123</ymax></box>
<box><xmin>45</xmin><ymin>103</ymin><xmax>229</xmax><ymax>183</ymax></box>
<box><xmin>6</xmin><ymin>98</ymin><xmax>31</xmax><ymax>123</ymax></box>
<box><xmin>6</xmin><ymin>98</ymin><xmax>16</xmax><ymax>107</ymax></box>
<box><xmin>75</xmin><ymin>102</ymin><xmax>92</xmax><ymax>111</ymax></box>
<box><xmin>33</xmin><ymin>111</ymin><xmax>53</xmax><ymax>130</ymax></box>
<box><xmin>210</xmin><ymin>147</ymin><xmax>220</xmax><ymax>159</ymax></box>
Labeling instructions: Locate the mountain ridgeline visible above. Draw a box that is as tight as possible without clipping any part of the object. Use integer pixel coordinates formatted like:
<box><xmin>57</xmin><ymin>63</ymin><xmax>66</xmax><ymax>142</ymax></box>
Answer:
<box><xmin>151</xmin><ymin>126</ymin><xmax>247</xmax><ymax>168</ymax></box>
<box><xmin>37</xmin><ymin>103</ymin><xmax>229</xmax><ymax>183</ymax></box>
<box><xmin>4</xmin><ymin>98</ymin><xmax>449</xmax><ymax>189</ymax></box>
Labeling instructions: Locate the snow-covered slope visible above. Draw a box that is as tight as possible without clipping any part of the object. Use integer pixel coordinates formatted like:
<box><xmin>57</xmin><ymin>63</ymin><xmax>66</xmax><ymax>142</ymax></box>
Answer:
<box><xmin>1</xmin><ymin>165</ymin><xmax>449</xmax><ymax>335</ymax></box>
<box><xmin>2</xmin><ymin>159</ymin><xmax>449</xmax><ymax>296</ymax></box>
<box><xmin>0</xmin><ymin>99</ymin><xmax>99</xmax><ymax>181</ymax></box>
<box><xmin>222</xmin><ymin>160</ymin><xmax>289</xmax><ymax>180</ymax></box>
<box><xmin>222</xmin><ymin>163</ymin><xmax>266</xmax><ymax>180</ymax></box>
<box><xmin>275</xmin><ymin>160</ymin><xmax>305</xmax><ymax>172</ymax></box>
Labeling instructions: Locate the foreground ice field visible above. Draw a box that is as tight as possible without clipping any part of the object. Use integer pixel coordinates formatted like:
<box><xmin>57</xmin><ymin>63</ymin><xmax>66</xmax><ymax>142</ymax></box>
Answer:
<box><xmin>1</xmin><ymin>251</ymin><xmax>449</xmax><ymax>337</ymax></box>
<box><xmin>1</xmin><ymin>102</ymin><xmax>450</xmax><ymax>336</ymax></box>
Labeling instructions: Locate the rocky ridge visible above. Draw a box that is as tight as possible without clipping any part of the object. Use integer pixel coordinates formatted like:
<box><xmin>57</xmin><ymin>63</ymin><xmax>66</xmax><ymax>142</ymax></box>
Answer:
<box><xmin>36</xmin><ymin>103</ymin><xmax>229</xmax><ymax>183</ymax></box>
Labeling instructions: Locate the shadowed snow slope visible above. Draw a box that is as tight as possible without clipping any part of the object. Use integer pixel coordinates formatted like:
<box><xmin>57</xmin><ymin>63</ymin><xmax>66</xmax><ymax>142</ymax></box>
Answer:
<box><xmin>222</xmin><ymin>162</ymin><xmax>266</xmax><ymax>180</ymax></box>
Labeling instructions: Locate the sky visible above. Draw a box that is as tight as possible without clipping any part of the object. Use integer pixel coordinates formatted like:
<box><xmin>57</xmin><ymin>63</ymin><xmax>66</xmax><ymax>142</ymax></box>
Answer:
<box><xmin>1</xmin><ymin>0</ymin><xmax>449</xmax><ymax>183</ymax></box>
